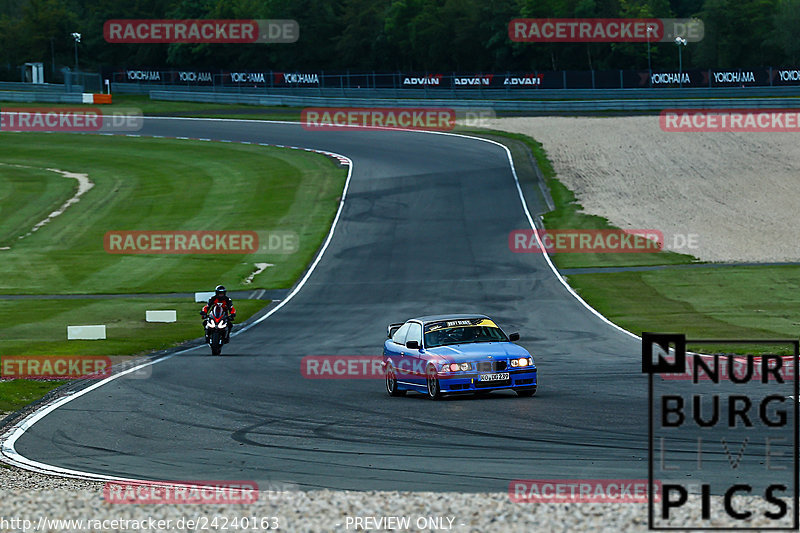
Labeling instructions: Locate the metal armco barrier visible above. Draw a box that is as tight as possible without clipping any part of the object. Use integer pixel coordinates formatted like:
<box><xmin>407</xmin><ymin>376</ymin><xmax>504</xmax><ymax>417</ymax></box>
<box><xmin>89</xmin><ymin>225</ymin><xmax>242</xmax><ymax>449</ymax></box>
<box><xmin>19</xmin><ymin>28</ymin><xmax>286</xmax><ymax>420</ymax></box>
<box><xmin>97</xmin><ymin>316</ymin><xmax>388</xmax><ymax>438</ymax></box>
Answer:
<box><xmin>149</xmin><ymin>90</ymin><xmax>800</xmax><ymax>112</ymax></box>
<box><xmin>0</xmin><ymin>91</ymin><xmax>86</xmax><ymax>103</ymax></box>
<box><xmin>110</xmin><ymin>83</ymin><xmax>800</xmax><ymax>100</ymax></box>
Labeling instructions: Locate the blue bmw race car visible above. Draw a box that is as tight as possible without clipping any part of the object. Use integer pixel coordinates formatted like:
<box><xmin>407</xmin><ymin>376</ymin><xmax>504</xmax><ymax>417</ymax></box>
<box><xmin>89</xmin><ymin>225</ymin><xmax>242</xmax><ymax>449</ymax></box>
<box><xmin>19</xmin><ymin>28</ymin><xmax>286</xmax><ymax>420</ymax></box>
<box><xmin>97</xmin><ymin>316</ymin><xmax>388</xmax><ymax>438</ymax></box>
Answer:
<box><xmin>382</xmin><ymin>314</ymin><xmax>537</xmax><ymax>400</ymax></box>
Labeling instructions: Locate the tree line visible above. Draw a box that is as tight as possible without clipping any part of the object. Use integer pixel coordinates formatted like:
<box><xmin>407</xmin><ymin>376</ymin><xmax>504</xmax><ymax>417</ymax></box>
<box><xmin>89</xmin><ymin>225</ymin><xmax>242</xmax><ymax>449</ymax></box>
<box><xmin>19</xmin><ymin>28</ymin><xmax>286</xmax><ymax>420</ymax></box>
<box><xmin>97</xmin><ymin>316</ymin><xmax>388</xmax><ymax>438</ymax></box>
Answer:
<box><xmin>2</xmin><ymin>0</ymin><xmax>799</xmax><ymax>82</ymax></box>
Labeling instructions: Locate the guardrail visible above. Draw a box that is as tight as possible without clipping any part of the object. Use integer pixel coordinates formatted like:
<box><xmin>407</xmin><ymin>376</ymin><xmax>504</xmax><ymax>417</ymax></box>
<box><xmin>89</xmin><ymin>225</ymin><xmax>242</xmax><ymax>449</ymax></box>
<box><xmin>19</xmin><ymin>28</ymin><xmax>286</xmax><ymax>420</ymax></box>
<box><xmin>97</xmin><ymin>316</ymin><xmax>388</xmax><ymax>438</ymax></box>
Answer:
<box><xmin>0</xmin><ymin>81</ymin><xmax>70</xmax><ymax>92</ymax></box>
<box><xmin>150</xmin><ymin>90</ymin><xmax>800</xmax><ymax>112</ymax></box>
<box><xmin>0</xmin><ymin>91</ymin><xmax>86</xmax><ymax>103</ymax></box>
<box><xmin>114</xmin><ymin>82</ymin><xmax>800</xmax><ymax>100</ymax></box>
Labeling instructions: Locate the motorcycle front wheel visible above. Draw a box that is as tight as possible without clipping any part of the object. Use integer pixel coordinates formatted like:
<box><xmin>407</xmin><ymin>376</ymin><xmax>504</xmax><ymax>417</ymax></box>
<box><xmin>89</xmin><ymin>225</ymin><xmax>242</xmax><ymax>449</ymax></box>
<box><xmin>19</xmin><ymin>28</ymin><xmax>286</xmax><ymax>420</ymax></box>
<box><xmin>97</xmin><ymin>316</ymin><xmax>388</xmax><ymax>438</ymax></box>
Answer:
<box><xmin>211</xmin><ymin>329</ymin><xmax>222</xmax><ymax>355</ymax></box>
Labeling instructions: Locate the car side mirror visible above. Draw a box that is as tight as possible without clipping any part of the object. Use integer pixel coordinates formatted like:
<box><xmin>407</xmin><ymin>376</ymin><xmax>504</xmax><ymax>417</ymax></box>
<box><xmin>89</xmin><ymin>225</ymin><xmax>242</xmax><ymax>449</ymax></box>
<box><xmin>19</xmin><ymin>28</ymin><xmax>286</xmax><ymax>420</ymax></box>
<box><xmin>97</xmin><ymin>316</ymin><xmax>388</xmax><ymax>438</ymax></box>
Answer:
<box><xmin>406</xmin><ymin>340</ymin><xmax>420</xmax><ymax>350</ymax></box>
<box><xmin>509</xmin><ymin>332</ymin><xmax>520</xmax><ymax>341</ymax></box>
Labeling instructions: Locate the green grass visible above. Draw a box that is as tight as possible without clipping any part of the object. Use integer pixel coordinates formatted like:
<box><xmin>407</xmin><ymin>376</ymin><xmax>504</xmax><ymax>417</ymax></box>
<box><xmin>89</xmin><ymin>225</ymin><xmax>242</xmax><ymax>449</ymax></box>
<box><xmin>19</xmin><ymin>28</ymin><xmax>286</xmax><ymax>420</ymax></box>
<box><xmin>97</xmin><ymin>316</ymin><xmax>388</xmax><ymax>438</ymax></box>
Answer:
<box><xmin>567</xmin><ymin>266</ymin><xmax>800</xmax><ymax>353</ymax></box>
<box><xmin>0</xmin><ymin>163</ymin><xmax>75</xmax><ymax>244</ymax></box>
<box><xmin>0</xmin><ymin>133</ymin><xmax>346</xmax><ymax>294</ymax></box>
<box><xmin>0</xmin><ymin>298</ymin><xmax>266</xmax><ymax>356</ymax></box>
<box><xmin>0</xmin><ymin>130</ymin><xmax>345</xmax><ymax>414</ymax></box>
<box><xmin>0</xmin><ymin>380</ymin><xmax>67</xmax><ymax>414</ymax></box>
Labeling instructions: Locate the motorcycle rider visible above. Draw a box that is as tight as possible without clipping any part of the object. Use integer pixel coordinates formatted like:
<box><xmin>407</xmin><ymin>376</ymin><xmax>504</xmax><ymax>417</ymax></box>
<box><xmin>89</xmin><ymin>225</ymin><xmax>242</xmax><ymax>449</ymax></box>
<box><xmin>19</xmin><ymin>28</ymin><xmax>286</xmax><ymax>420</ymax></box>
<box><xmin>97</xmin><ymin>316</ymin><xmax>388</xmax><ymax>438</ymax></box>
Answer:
<box><xmin>200</xmin><ymin>285</ymin><xmax>236</xmax><ymax>343</ymax></box>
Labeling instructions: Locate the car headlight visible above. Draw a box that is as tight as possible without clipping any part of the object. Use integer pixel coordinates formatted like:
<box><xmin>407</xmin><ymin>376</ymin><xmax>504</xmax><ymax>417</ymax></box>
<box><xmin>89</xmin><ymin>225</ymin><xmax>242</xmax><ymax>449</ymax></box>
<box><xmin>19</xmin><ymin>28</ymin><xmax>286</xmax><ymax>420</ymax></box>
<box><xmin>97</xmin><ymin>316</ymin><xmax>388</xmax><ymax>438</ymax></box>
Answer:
<box><xmin>511</xmin><ymin>359</ymin><xmax>518</xmax><ymax>367</ymax></box>
<box><xmin>441</xmin><ymin>363</ymin><xmax>471</xmax><ymax>372</ymax></box>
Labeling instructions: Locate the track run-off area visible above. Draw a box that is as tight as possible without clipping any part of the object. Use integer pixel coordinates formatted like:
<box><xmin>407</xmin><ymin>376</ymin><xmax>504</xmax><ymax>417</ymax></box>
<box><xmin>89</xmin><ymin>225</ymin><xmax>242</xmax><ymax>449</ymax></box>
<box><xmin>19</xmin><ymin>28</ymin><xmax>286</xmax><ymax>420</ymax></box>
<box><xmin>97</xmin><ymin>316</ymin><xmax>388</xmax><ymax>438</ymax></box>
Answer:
<box><xmin>1</xmin><ymin>117</ymin><xmax>792</xmax><ymax>494</ymax></box>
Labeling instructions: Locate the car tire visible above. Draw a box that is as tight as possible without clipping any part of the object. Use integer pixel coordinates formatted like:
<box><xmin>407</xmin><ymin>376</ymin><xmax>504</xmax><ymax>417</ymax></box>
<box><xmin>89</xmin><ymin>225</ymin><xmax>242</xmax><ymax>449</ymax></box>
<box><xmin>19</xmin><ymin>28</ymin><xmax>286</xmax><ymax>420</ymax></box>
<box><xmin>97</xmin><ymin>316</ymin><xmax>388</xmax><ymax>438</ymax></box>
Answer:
<box><xmin>426</xmin><ymin>365</ymin><xmax>442</xmax><ymax>400</ymax></box>
<box><xmin>515</xmin><ymin>386</ymin><xmax>537</xmax><ymax>397</ymax></box>
<box><xmin>385</xmin><ymin>366</ymin><xmax>406</xmax><ymax>397</ymax></box>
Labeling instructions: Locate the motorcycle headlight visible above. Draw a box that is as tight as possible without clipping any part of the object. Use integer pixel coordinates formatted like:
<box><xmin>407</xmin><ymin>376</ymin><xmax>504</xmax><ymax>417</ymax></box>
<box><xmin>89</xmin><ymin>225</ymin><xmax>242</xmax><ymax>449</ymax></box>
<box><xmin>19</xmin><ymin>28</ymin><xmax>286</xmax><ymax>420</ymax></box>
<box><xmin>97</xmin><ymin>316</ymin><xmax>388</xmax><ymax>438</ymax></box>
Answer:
<box><xmin>218</xmin><ymin>321</ymin><xmax>226</xmax><ymax>328</ymax></box>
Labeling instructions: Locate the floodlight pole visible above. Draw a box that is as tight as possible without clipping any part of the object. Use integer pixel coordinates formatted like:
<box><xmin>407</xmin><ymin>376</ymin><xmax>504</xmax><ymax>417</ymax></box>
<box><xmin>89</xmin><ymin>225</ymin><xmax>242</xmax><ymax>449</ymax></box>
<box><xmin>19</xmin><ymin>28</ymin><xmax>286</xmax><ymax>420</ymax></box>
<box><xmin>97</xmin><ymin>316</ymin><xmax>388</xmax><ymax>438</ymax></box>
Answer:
<box><xmin>674</xmin><ymin>37</ymin><xmax>687</xmax><ymax>87</ymax></box>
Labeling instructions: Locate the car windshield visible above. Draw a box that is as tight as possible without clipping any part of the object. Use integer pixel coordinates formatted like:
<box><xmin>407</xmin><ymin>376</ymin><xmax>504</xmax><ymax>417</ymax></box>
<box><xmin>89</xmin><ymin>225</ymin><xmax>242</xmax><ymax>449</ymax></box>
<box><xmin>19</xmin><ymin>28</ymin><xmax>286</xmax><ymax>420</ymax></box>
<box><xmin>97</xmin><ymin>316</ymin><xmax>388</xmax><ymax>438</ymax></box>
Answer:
<box><xmin>424</xmin><ymin>319</ymin><xmax>508</xmax><ymax>348</ymax></box>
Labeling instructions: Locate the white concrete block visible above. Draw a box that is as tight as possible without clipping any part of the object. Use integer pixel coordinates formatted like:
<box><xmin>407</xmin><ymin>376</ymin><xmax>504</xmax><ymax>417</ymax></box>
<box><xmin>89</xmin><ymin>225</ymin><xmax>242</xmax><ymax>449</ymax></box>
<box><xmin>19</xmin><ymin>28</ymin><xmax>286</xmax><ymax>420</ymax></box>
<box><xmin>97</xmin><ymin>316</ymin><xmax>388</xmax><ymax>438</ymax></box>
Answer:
<box><xmin>146</xmin><ymin>310</ymin><xmax>177</xmax><ymax>323</ymax></box>
<box><xmin>67</xmin><ymin>325</ymin><xmax>106</xmax><ymax>340</ymax></box>
<box><xmin>195</xmin><ymin>291</ymin><xmax>215</xmax><ymax>303</ymax></box>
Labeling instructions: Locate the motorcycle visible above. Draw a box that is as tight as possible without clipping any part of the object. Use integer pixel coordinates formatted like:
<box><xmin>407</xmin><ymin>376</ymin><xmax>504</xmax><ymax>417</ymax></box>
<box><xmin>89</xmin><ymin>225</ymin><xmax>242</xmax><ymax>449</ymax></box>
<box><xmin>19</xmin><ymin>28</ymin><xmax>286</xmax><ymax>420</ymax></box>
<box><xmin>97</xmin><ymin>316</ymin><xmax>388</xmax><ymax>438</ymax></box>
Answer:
<box><xmin>204</xmin><ymin>302</ymin><xmax>230</xmax><ymax>355</ymax></box>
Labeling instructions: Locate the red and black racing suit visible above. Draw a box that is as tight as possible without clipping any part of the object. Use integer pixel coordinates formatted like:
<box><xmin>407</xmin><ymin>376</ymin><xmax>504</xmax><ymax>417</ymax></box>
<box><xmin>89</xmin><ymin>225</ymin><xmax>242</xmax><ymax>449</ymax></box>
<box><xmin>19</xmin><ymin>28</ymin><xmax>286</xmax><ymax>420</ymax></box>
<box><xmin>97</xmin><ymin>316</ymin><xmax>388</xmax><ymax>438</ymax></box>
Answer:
<box><xmin>201</xmin><ymin>295</ymin><xmax>236</xmax><ymax>340</ymax></box>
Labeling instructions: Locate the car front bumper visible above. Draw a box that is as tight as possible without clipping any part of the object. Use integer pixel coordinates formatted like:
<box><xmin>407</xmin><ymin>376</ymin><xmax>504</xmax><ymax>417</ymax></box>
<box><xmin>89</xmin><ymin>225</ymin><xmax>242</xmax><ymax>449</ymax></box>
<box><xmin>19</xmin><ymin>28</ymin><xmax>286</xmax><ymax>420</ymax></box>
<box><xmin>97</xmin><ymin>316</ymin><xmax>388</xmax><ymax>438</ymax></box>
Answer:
<box><xmin>438</xmin><ymin>368</ymin><xmax>537</xmax><ymax>393</ymax></box>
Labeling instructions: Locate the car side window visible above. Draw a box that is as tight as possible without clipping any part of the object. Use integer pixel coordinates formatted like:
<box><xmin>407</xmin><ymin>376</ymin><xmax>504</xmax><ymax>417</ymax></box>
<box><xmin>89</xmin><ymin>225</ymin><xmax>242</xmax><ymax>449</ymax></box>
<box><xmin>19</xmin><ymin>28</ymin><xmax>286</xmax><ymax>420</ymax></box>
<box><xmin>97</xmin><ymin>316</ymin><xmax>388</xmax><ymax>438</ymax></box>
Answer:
<box><xmin>392</xmin><ymin>323</ymin><xmax>411</xmax><ymax>345</ymax></box>
<box><xmin>406</xmin><ymin>322</ymin><xmax>422</xmax><ymax>346</ymax></box>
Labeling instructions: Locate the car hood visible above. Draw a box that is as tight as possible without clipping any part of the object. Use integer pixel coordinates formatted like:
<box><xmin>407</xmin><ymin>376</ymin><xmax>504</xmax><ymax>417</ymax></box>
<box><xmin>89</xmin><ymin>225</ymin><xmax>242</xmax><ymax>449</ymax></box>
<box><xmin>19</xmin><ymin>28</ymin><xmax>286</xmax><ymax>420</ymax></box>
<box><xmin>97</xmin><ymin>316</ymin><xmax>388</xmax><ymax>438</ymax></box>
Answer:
<box><xmin>423</xmin><ymin>342</ymin><xmax>532</xmax><ymax>363</ymax></box>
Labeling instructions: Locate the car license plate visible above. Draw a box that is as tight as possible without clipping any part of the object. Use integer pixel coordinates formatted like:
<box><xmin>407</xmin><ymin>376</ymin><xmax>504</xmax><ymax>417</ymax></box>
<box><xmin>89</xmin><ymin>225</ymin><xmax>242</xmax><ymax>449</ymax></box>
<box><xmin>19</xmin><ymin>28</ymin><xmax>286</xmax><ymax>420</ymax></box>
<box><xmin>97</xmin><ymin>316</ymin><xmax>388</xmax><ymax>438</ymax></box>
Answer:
<box><xmin>479</xmin><ymin>372</ymin><xmax>509</xmax><ymax>382</ymax></box>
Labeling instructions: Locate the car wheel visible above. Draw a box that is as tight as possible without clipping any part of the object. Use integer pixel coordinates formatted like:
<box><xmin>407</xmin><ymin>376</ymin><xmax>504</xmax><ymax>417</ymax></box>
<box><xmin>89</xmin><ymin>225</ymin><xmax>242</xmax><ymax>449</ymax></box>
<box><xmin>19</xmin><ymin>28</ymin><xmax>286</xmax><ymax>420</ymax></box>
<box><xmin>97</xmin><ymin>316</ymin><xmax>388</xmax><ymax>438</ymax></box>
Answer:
<box><xmin>426</xmin><ymin>365</ymin><xmax>442</xmax><ymax>400</ymax></box>
<box><xmin>385</xmin><ymin>366</ymin><xmax>406</xmax><ymax>397</ymax></box>
<box><xmin>515</xmin><ymin>386</ymin><xmax>537</xmax><ymax>397</ymax></box>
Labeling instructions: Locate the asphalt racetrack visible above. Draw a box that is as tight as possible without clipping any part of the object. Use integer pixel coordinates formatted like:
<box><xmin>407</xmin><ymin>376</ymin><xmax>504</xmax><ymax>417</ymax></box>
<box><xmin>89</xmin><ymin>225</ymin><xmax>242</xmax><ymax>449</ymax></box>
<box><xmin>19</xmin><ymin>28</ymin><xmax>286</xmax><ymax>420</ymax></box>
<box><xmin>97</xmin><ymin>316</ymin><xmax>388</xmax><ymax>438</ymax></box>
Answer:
<box><xmin>6</xmin><ymin>118</ymin><xmax>793</xmax><ymax>493</ymax></box>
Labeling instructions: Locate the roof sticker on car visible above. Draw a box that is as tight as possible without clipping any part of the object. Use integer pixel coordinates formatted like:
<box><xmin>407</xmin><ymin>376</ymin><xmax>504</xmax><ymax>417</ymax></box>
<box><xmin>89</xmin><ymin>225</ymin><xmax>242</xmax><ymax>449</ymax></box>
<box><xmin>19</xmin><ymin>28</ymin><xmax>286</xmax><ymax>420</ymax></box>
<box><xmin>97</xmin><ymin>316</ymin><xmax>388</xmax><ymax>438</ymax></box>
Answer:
<box><xmin>424</xmin><ymin>319</ymin><xmax>498</xmax><ymax>333</ymax></box>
